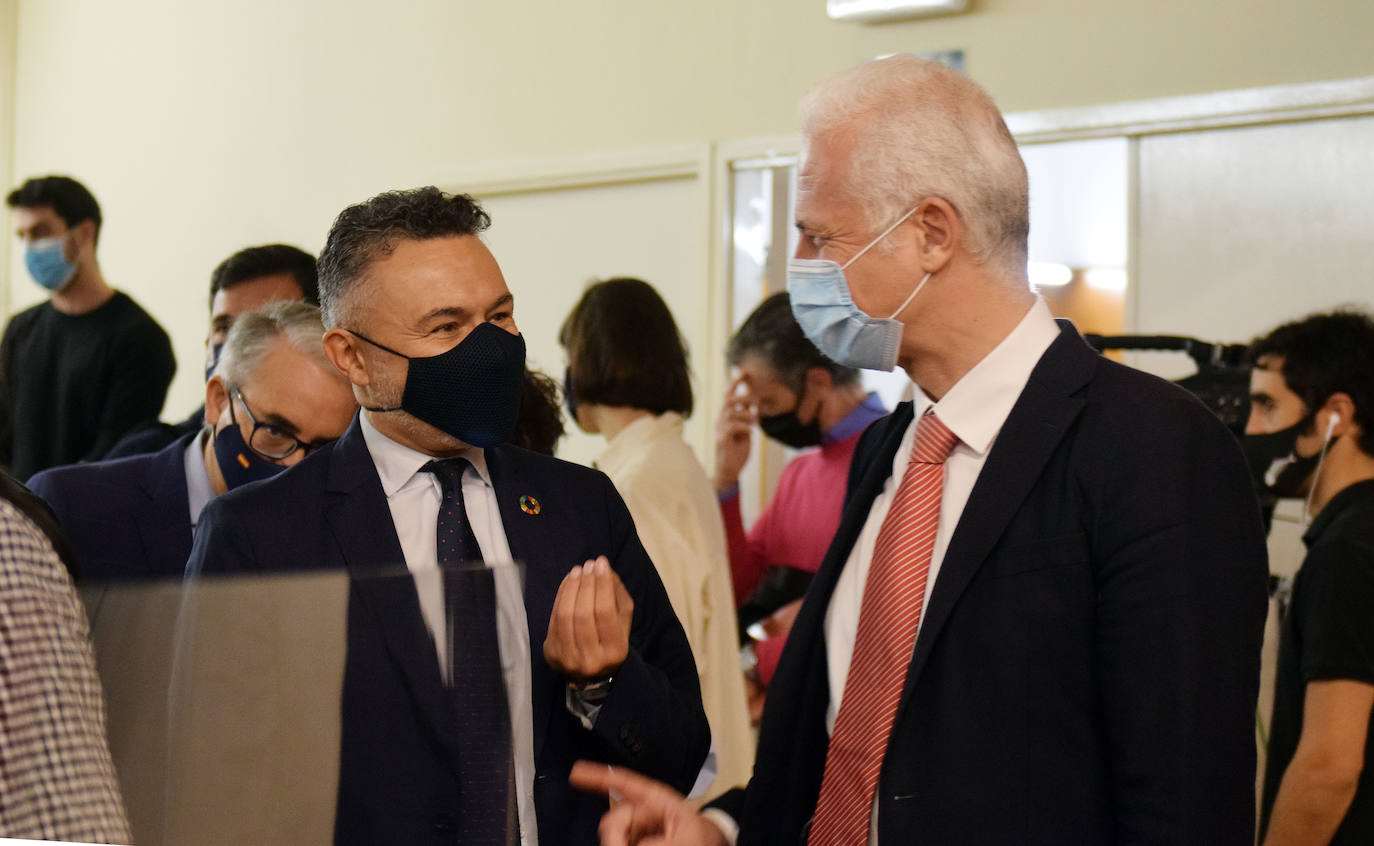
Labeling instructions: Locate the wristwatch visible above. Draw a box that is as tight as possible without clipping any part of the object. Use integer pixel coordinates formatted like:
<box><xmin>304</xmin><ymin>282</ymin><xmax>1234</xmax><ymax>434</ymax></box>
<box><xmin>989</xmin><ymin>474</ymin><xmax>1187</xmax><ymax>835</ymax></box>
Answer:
<box><xmin>568</xmin><ymin>675</ymin><xmax>615</xmax><ymax>705</ymax></box>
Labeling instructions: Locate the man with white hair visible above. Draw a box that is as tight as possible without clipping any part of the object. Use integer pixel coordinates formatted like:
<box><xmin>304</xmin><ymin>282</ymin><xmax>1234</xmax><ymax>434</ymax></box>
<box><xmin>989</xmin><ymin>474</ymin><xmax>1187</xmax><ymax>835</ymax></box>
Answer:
<box><xmin>30</xmin><ymin>301</ymin><xmax>358</xmax><ymax>580</ymax></box>
<box><xmin>572</xmin><ymin>55</ymin><xmax>1269</xmax><ymax>844</ymax></box>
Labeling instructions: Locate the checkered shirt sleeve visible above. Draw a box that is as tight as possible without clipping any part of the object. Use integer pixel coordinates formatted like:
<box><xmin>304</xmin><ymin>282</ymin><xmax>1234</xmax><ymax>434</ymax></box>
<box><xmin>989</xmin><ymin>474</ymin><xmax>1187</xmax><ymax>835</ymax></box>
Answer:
<box><xmin>0</xmin><ymin>498</ymin><xmax>131</xmax><ymax>843</ymax></box>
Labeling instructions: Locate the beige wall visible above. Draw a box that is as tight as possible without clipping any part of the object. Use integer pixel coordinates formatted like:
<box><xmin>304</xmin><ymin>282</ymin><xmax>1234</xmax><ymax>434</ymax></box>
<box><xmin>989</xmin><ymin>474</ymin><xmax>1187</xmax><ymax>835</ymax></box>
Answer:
<box><xmin>0</xmin><ymin>0</ymin><xmax>14</xmax><ymax>312</ymax></box>
<box><xmin>7</xmin><ymin>0</ymin><xmax>1374</xmax><ymax>421</ymax></box>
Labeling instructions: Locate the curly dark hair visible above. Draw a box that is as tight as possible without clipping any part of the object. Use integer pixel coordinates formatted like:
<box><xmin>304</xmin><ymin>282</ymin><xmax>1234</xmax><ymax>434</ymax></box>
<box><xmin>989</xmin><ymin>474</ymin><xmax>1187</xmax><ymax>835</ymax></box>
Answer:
<box><xmin>559</xmin><ymin>277</ymin><xmax>693</xmax><ymax>417</ymax></box>
<box><xmin>317</xmin><ymin>187</ymin><xmax>491</xmax><ymax>328</ymax></box>
<box><xmin>728</xmin><ymin>291</ymin><xmax>858</xmax><ymax>393</ymax></box>
<box><xmin>1250</xmin><ymin>308</ymin><xmax>1374</xmax><ymax>456</ymax></box>
<box><xmin>513</xmin><ymin>368</ymin><xmax>566</xmax><ymax>456</ymax></box>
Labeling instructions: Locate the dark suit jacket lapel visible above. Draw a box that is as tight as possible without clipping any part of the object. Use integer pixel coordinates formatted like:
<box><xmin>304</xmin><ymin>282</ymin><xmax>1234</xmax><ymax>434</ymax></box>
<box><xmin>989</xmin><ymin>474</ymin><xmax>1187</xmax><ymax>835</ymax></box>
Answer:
<box><xmin>323</xmin><ymin>418</ymin><xmax>462</xmax><ymax>763</ymax></box>
<box><xmin>484</xmin><ymin>447</ymin><xmax>560</xmax><ymax>762</ymax></box>
<box><xmin>901</xmin><ymin>322</ymin><xmax>1096</xmax><ymax>700</ymax></box>
<box><xmin>137</xmin><ymin>432</ymin><xmax>197</xmax><ymax>570</ymax></box>
<box><xmin>742</xmin><ymin>403</ymin><xmax>913</xmax><ymax>841</ymax></box>
<box><xmin>791</xmin><ymin>401</ymin><xmax>916</xmax><ymax>660</ymax></box>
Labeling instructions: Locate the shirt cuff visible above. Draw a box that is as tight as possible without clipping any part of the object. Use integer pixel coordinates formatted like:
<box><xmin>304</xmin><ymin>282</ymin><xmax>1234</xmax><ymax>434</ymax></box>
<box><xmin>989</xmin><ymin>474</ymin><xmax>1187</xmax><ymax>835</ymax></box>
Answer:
<box><xmin>686</xmin><ymin>741</ymin><xmax>719</xmax><ymax>799</ymax></box>
<box><xmin>701</xmin><ymin>808</ymin><xmax>740</xmax><ymax>845</ymax></box>
<box><xmin>717</xmin><ymin>485</ymin><xmax>740</xmax><ymax>504</ymax></box>
<box><xmin>565</xmin><ymin>686</ymin><xmax>604</xmax><ymax>730</ymax></box>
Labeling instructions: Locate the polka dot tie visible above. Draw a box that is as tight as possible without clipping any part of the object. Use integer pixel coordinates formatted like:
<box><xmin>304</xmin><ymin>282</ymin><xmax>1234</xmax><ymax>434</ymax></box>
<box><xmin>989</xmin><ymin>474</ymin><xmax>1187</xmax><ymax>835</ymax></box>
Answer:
<box><xmin>423</xmin><ymin>458</ymin><xmax>514</xmax><ymax>845</ymax></box>
<box><xmin>807</xmin><ymin>411</ymin><xmax>960</xmax><ymax>845</ymax></box>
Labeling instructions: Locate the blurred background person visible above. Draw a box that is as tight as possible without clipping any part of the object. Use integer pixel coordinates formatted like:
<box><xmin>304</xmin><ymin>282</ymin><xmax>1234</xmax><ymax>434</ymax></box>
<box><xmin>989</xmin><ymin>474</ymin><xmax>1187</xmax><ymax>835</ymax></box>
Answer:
<box><xmin>0</xmin><ymin>470</ymin><xmax>130</xmax><ymax>842</ymax></box>
<box><xmin>2</xmin><ymin>175</ymin><xmax>175</xmax><ymax>479</ymax></box>
<box><xmin>106</xmin><ymin>243</ymin><xmax>320</xmax><ymax>458</ymax></box>
<box><xmin>29</xmin><ymin>302</ymin><xmax>357</xmax><ymax>581</ymax></box>
<box><xmin>561</xmin><ymin>276</ymin><xmax>752</xmax><ymax>799</ymax></box>
<box><xmin>1249</xmin><ymin>310</ymin><xmax>1374</xmax><ymax>846</ymax></box>
<box><xmin>715</xmin><ymin>292</ymin><xmax>886</xmax><ymax>700</ymax></box>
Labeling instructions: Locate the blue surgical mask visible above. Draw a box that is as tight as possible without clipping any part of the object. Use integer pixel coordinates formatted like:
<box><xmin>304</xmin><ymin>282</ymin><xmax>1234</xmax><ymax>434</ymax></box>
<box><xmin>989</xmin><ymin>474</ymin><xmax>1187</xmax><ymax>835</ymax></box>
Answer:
<box><xmin>786</xmin><ymin>206</ymin><xmax>930</xmax><ymax>372</ymax></box>
<box><xmin>23</xmin><ymin>236</ymin><xmax>79</xmax><ymax>292</ymax></box>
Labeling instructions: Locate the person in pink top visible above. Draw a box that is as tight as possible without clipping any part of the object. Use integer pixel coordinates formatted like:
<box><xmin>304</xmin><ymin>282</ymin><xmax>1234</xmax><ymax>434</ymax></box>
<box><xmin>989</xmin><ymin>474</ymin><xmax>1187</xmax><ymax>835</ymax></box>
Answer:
<box><xmin>714</xmin><ymin>293</ymin><xmax>887</xmax><ymax>700</ymax></box>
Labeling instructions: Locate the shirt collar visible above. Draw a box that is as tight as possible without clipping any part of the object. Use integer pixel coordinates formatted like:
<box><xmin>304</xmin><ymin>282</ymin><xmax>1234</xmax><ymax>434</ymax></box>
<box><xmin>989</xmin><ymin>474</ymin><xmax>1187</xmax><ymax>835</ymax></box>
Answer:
<box><xmin>359</xmin><ymin>411</ymin><xmax>491</xmax><ymax>497</ymax></box>
<box><xmin>595</xmin><ymin>412</ymin><xmax>683</xmax><ymax>474</ymax></box>
<box><xmin>823</xmin><ymin>391</ymin><xmax>888</xmax><ymax>445</ymax></box>
<box><xmin>911</xmin><ymin>296</ymin><xmax>1061</xmax><ymax>456</ymax></box>
<box><xmin>184</xmin><ymin>430</ymin><xmax>217</xmax><ymax>528</ymax></box>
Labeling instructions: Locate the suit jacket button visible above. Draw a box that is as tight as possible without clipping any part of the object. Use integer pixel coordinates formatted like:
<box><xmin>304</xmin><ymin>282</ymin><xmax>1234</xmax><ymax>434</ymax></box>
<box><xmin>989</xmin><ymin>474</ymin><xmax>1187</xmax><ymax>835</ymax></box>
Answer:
<box><xmin>619</xmin><ymin>723</ymin><xmax>643</xmax><ymax>755</ymax></box>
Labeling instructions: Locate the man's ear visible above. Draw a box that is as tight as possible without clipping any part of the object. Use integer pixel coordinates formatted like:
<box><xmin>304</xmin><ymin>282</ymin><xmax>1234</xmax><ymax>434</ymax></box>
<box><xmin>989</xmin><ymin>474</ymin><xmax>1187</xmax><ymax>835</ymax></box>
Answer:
<box><xmin>204</xmin><ymin>375</ymin><xmax>230</xmax><ymax>427</ymax></box>
<box><xmin>72</xmin><ymin>219</ymin><xmax>98</xmax><ymax>255</ymax></box>
<box><xmin>323</xmin><ymin>328</ymin><xmax>372</xmax><ymax>387</ymax></box>
<box><xmin>1320</xmin><ymin>392</ymin><xmax>1358</xmax><ymax>438</ymax></box>
<box><xmin>909</xmin><ymin>196</ymin><xmax>960</xmax><ymax>275</ymax></box>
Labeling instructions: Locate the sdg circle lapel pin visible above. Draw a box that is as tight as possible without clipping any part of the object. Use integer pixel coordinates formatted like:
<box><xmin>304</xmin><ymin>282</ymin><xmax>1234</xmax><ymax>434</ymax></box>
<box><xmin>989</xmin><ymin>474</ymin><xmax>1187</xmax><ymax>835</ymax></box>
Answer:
<box><xmin>519</xmin><ymin>495</ymin><xmax>541</xmax><ymax>516</ymax></box>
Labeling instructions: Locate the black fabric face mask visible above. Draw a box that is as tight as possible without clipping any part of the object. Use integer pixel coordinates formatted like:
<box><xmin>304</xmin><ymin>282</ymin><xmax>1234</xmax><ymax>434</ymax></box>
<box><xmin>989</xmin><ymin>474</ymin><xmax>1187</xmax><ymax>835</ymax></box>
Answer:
<box><xmin>213</xmin><ymin>417</ymin><xmax>287</xmax><ymax>490</ymax></box>
<box><xmin>352</xmin><ymin>323</ymin><xmax>526</xmax><ymax>448</ymax></box>
<box><xmin>1243</xmin><ymin>415</ymin><xmax>1321</xmax><ymax>498</ymax></box>
<box><xmin>759</xmin><ymin>390</ymin><xmax>823</xmax><ymax>450</ymax></box>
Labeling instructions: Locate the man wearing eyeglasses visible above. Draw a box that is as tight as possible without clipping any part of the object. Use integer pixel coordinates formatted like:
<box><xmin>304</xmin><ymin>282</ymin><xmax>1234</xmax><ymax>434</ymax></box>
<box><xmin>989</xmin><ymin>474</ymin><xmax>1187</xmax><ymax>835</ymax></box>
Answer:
<box><xmin>28</xmin><ymin>300</ymin><xmax>358</xmax><ymax>581</ymax></box>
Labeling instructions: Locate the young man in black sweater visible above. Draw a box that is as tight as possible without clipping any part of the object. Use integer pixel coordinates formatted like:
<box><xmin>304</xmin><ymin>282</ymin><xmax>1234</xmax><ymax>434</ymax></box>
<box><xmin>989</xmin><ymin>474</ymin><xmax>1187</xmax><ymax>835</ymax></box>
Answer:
<box><xmin>2</xmin><ymin>175</ymin><xmax>175</xmax><ymax>479</ymax></box>
<box><xmin>1250</xmin><ymin>310</ymin><xmax>1374</xmax><ymax>846</ymax></box>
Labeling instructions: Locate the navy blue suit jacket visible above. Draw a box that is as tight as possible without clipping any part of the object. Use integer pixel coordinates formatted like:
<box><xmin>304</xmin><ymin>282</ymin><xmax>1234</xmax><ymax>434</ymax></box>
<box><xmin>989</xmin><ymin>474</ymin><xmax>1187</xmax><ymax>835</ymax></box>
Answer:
<box><xmin>717</xmin><ymin>322</ymin><xmax>1269</xmax><ymax>845</ymax></box>
<box><xmin>186</xmin><ymin>417</ymin><xmax>709</xmax><ymax>845</ymax></box>
<box><xmin>29</xmin><ymin>432</ymin><xmax>197</xmax><ymax>581</ymax></box>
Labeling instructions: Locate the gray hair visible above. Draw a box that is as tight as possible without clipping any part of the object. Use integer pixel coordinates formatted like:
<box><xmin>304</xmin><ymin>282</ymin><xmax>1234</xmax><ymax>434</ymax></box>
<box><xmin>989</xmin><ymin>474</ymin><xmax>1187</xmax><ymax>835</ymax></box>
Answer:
<box><xmin>799</xmin><ymin>55</ymin><xmax>1029</xmax><ymax>272</ymax></box>
<box><xmin>217</xmin><ymin>301</ymin><xmax>334</xmax><ymax>387</ymax></box>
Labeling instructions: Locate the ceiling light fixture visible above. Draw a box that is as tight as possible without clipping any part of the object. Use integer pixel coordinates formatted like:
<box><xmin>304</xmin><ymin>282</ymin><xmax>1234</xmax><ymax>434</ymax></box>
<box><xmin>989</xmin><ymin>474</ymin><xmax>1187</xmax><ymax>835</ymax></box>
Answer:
<box><xmin>828</xmin><ymin>0</ymin><xmax>969</xmax><ymax>23</ymax></box>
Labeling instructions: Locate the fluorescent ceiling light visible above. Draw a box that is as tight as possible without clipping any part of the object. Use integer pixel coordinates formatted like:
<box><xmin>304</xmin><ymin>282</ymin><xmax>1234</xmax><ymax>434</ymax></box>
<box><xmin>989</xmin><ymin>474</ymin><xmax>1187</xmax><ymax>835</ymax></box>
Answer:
<box><xmin>1027</xmin><ymin>261</ymin><xmax>1073</xmax><ymax>288</ymax></box>
<box><xmin>1084</xmin><ymin>267</ymin><xmax>1128</xmax><ymax>292</ymax></box>
<box><xmin>828</xmin><ymin>0</ymin><xmax>968</xmax><ymax>22</ymax></box>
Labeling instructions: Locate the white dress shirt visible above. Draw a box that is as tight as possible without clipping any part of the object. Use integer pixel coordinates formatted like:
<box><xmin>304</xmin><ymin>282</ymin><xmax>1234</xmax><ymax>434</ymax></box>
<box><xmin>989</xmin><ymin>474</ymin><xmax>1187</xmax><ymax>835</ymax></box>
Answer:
<box><xmin>359</xmin><ymin>413</ymin><xmax>539</xmax><ymax>846</ymax></box>
<box><xmin>820</xmin><ymin>297</ymin><xmax>1060</xmax><ymax>843</ymax></box>
<box><xmin>707</xmin><ymin>299</ymin><xmax>1061</xmax><ymax>846</ymax></box>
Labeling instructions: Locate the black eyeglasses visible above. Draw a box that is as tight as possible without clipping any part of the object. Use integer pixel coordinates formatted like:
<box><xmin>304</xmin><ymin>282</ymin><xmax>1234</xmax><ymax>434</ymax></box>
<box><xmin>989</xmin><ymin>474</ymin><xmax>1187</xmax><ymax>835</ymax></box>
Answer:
<box><xmin>229</xmin><ymin>387</ymin><xmax>329</xmax><ymax>460</ymax></box>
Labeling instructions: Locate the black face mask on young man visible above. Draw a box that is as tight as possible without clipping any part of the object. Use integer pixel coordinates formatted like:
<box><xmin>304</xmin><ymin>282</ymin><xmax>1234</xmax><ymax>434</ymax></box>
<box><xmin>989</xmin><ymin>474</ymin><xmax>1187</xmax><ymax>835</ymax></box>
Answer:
<box><xmin>352</xmin><ymin>322</ymin><xmax>526</xmax><ymax>448</ymax></box>
<box><xmin>1243</xmin><ymin>414</ymin><xmax>1327</xmax><ymax>499</ymax></box>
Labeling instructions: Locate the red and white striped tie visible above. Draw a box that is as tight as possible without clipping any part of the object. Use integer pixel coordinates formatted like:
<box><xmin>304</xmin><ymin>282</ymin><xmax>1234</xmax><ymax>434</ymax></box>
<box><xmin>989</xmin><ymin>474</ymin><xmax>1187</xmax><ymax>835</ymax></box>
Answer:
<box><xmin>808</xmin><ymin>410</ymin><xmax>960</xmax><ymax>845</ymax></box>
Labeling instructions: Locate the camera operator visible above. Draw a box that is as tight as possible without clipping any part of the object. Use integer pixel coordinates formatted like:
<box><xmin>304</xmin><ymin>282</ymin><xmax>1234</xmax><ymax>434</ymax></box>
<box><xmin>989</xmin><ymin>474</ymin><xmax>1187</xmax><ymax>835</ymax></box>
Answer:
<box><xmin>1248</xmin><ymin>310</ymin><xmax>1374</xmax><ymax>846</ymax></box>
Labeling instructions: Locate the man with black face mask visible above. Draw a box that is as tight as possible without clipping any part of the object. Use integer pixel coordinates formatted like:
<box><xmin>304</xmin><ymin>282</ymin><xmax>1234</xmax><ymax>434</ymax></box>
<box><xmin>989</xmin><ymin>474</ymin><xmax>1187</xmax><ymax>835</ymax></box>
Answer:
<box><xmin>1248</xmin><ymin>311</ymin><xmax>1374</xmax><ymax>846</ymax></box>
<box><xmin>715</xmin><ymin>292</ymin><xmax>887</xmax><ymax>697</ymax></box>
<box><xmin>186</xmin><ymin>187</ymin><xmax>709</xmax><ymax>845</ymax></box>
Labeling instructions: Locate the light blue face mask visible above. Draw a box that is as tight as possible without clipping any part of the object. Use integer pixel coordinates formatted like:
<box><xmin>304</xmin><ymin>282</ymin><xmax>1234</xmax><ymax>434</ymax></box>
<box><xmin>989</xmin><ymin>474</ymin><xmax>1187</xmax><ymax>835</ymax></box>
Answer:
<box><xmin>23</xmin><ymin>236</ymin><xmax>79</xmax><ymax>292</ymax></box>
<box><xmin>787</xmin><ymin>206</ymin><xmax>931</xmax><ymax>372</ymax></box>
